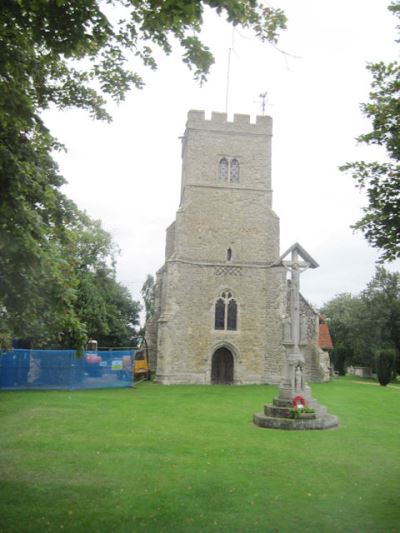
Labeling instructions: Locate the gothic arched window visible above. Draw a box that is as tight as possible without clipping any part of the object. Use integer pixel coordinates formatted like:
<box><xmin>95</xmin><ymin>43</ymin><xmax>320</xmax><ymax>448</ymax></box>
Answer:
<box><xmin>227</xmin><ymin>299</ymin><xmax>237</xmax><ymax>330</ymax></box>
<box><xmin>215</xmin><ymin>298</ymin><xmax>225</xmax><ymax>330</ymax></box>
<box><xmin>230</xmin><ymin>159</ymin><xmax>240</xmax><ymax>183</ymax></box>
<box><xmin>219</xmin><ymin>158</ymin><xmax>229</xmax><ymax>181</ymax></box>
<box><xmin>218</xmin><ymin>157</ymin><xmax>240</xmax><ymax>184</ymax></box>
<box><xmin>214</xmin><ymin>291</ymin><xmax>238</xmax><ymax>331</ymax></box>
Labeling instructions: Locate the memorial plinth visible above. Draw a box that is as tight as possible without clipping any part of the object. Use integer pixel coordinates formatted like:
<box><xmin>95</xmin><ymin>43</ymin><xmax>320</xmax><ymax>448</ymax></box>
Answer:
<box><xmin>253</xmin><ymin>396</ymin><xmax>339</xmax><ymax>430</ymax></box>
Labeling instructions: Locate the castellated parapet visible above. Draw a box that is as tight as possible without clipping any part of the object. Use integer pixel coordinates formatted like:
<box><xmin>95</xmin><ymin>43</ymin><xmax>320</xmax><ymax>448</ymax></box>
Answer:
<box><xmin>186</xmin><ymin>110</ymin><xmax>273</xmax><ymax>134</ymax></box>
<box><xmin>180</xmin><ymin>109</ymin><xmax>274</xmax><ymax>218</ymax></box>
<box><xmin>145</xmin><ymin>110</ymin><xmax>324</xmax><ymax>386</ymax></box>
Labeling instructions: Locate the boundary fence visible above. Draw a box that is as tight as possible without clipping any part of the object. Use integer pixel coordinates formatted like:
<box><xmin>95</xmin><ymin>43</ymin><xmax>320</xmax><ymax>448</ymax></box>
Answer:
<box><xmin>0</xmin><ymin>349</ymin><xmax>135</xmax><ymax>390</ymax></box>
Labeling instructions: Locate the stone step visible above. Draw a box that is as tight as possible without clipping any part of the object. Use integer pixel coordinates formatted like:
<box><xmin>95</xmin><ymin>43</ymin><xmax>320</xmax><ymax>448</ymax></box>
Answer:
<box><xmin>309</xmin><ymin>402</ymin><xmax>328</xmax><ymax>417</ymax></box>
<box><xmin>267</xmin><ymin>398</ymin><xmax>327</xmax><ymax>417</ymax></box>
<box><xmin>265</xmin><ymin>403</ymin><xmax>317</xmax><ymax>419</ymax></box>
<box><xmin>265</xmin><ymin>404</ymin><xmax>291</xmax><ymax>417</ymax></box>
<box><xmin>253</xmin><ymin>412</ymin><xmax>339</xmax><ymax>430</ymax></box>
<box><xmin>272</xmin><ymin>397</ymin><xmax>292</xmax><ymax>408</ymax></box>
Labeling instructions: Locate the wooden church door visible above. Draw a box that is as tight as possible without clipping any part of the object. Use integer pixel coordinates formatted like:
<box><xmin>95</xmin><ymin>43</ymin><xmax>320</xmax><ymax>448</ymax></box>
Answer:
<box><xmin>211</xmin><ymin>348</ymin><xmax>234</xmax><ymax>384</ymax></box>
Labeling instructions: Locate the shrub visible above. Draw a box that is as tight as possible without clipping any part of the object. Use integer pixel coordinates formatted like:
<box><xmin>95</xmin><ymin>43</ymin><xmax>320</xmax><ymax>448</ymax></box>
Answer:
<box><xmin>376</xmin><ymin>348</ymin><xmax>396</xmax><ymax>386</ymax></box>
<box><xmin>333</xmin><ymin>347</ymin><xmax>352</xmax><ymax>375</ymax></box>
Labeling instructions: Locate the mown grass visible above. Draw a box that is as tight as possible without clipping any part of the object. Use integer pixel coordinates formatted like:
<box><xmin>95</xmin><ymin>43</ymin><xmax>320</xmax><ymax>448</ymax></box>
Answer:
<box><xmin>1</xmin><ymin>379</ymin><xmax>400</xmax><ymax>532</ymax></box>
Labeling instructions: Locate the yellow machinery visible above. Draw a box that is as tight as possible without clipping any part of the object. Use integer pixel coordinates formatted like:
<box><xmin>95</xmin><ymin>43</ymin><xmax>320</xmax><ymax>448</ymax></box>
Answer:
<box><xmin>132</xmin><ymin>348</ymin><xmax>150</xmax><ymax>380</ymax></box>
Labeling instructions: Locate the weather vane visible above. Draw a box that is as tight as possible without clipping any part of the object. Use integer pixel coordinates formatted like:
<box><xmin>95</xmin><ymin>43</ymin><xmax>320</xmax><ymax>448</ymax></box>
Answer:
<box><xmin>259</xmin><ymin>92</ymin><xmax>268</xmax><ymax>115</ymax></box>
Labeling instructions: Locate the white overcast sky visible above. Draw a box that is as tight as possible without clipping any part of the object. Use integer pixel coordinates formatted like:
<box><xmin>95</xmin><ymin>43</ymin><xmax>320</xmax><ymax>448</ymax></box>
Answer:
<box><xmin>44</xmin><ymin>0</ymin><xmax>400</xmax><ymax>311</ymax></box>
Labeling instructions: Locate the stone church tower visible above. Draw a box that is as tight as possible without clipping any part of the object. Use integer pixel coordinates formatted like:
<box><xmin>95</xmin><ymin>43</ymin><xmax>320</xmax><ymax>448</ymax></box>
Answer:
<box><xmin>146</xmin><ymin>110</ymin><xmax>324</xmax><ymax>384</ymax></box>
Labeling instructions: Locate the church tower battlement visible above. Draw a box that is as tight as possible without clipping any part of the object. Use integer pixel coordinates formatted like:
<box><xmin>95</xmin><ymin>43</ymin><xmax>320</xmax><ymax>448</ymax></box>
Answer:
<box><xmin>186</xmin><ymin>109</ymin><xmax>272</xmax><ymax>131</ymax></box>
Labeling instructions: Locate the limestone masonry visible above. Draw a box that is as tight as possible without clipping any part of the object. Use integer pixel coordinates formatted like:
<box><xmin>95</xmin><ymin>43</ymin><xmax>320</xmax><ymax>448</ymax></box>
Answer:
<box><xmin>146</xmin><ymin>110</ymin><xmax>329</xmax><ymax>384</ymax></box>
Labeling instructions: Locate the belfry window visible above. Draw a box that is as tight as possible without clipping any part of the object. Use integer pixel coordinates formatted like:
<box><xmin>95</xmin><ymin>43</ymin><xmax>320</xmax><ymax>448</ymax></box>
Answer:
<box><xmin>218</xmin><ymin>157</ymin><xmax>240</xmax><ymax>183</ymax></box>
<box><xmin>230</xmin><ymin>159</ymin><xmax>240</xmax><ymax>182</ymax></box>
<box><xmin>218</xmin><ymin>158</ymin><xmax>229</xmax><ymax>181</ymax></box>
<box><xmin>214</xmin><ymin>291</ymin><xmax>238</xmax><ymax>331</ymax></box>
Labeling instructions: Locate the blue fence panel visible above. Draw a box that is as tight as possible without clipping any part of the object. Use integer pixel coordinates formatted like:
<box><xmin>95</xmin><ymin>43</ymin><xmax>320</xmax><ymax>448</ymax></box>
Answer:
<box><xmin>0</xmin><ymin>349</ymin><xmax>135</xmax><ymax>390</ymax></box>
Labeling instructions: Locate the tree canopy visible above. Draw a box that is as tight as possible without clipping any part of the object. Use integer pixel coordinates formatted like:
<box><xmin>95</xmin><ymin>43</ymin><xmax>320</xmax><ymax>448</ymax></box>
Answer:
<box><xmin>1</xmin><ymin>200</ymin><xmax>142</xmax><ymax>349</ymax></box>
<box><xmin>141</xmin><ymin>274</ymin><xmax>155</xmax><ymax>322</ymax></box>
<box><xmin>1</xmin><ymin>1</ymin><xmax>285</xmax><ymax>348</ymax></box>
<box><xmin>1</xmin><ymin>0</ymin><xmax>286</xmax><ymax>123</ymax></box>
<box><xmin>320</xmin><ymin>267</ymin><xmax>400</xmax><ymax>377</ymax></box>
<box><xmin>340</xmin><ymin>1</ymin><xmax>400</xmax><ymax>262</ymax></box>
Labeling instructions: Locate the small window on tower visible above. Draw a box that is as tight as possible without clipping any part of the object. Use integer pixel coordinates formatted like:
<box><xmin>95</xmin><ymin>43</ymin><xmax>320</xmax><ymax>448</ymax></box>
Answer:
<box><xmin>219</xmin><ymin>158</ymin><xmax>229</xmax><ymax>181</ymax></box>
<box><xmin>227</xmin><ymin>248</ymin><xmax>232</xmax><ymax>261</ymax></box>
<box><xmin>230</xmin><ymin>159</ymin><xmax>240</xmax><ymax>183</ymax></box>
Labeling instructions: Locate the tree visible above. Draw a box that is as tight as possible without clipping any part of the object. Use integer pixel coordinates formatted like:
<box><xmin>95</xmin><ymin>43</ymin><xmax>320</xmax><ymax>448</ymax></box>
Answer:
<box><xmin>77</xmin><ymin>269</ymin><xmax>141</xmax><ymax>347</ymax></box>
<box><xmin>0</xmin><ymin>1</ymin><xmax>286</xmax><ymax>347</ymax></box>
<box><xmin>0</xmin><ymin>193</ymin><xmax>89</xmax><ymax>349</ymax></box>
<box><xmin>361</xmin><ymin>267</ymin><xmax>400</xmax><ymax>370</ymax></box>
<box><xmin>0</xmin><ymin>197</ymin><xmax>141</xmax><ymax>349</ymax></box>
<box><xmin>65</xmin><ymin>212</ymin><xmax>142</xmax><ymax>347</ymax></box>
<box><xmin>141</xmin><ymin>274</ymin><xmax>155</xmax><ymax>321</ymax></box>
<box><xmin>320</xmin><ymin>293</ymin><xmax>367</xmax><ymax>373</ymax></box>
<box><xmin>376</xmin><ymin>348</ymin><xmax>396</xmax><ymax>386</ymax></box>
<box><xmin>321</xmin><ymin>267</ymin><xmax>400</xmax><ymax>377</ymax></box>
<box><xmin>340</xmin><ymin>1</ymin><xmax>400</xmax><ymax>262</ymax></box>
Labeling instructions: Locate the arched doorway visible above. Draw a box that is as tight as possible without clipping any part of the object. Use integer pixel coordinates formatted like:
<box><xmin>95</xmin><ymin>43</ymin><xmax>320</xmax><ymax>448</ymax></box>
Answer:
<box><xmin>211</xmin><ymin>347</ymin><xmax>234</xmax><ymax>384</ymax></box>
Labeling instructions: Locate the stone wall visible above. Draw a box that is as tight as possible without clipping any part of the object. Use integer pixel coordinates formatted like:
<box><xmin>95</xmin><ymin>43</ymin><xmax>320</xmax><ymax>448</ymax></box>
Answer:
<box><xmin>165</xmin><ymin>221</ymin><xmax>176</xmax><ymax>261</ymax></box>
<box><xmin>175</xmin><ymin>187</ymin><xmax>280</xmax><ymax>264</ymax></box>
<box><xmin>299</xmin><ymin>294</ymin><xmax>329</xmax><ymax>382</ymax></box>
<box><xmin>155</xmin><ymin>261</ymin><xmax>287</xmax><ymax>384</ymax></box>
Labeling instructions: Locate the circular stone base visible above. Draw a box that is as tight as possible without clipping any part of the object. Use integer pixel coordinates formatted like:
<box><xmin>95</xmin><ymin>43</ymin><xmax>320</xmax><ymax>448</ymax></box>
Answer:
<box><xmin>253</xmin><ymin>412</ymin><xmax>339</xmax><ymax>430</ymax></box>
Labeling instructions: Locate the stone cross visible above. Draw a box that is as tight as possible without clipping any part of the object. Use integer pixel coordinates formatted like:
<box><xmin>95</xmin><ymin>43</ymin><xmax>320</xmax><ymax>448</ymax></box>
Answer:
<box><xmin>253</xmin><ymin>243</ymin><xmax>339</xmax><ymax>429</ymax></box>
<box><xmin>280</xmin><ymin>243</ymin><xmax>318</xmax><ymax>399</ymax></box>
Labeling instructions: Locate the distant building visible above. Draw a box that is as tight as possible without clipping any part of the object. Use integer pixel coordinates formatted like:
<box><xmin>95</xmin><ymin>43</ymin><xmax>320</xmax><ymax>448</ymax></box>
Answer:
<box><xmin>146</xmin><ymin>110</ymin><xmax>329</xmax><ymax>384</ymax></box>
<box><xmin>319</xmin><ymin>315</ymin><xmax>333</xmax><ymax>352</ymax></box>
<box><xmin>319</xmin><ymin>315</ymin><xmax>334</xmax><ymax>379</ymax></box>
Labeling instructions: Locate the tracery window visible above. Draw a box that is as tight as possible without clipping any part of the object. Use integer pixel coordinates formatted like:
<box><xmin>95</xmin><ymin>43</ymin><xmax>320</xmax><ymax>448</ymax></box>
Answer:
<box><xmin>214</xmin><ymin>291</ymin><xmax>238</xmax><ymax>331</ymax></box>
<box><xmin>230</xmin><ymin>159</ymin><xmax>240</xmax><ymax>183</ymax></box>
<box><xmin>215</xmin><ymin>298</ymin><xmax>225</xmax><ymax>330</ymax></box>
<box><xmin>227</xmin><ymin>299</ymin><xmax>237</xmax><ymax>330</ymax></box>
<box><xmin>218</xmin><ymin>158</ymin><xmax>229</xmax><ymax>181</ymax></box>
<box><xmin>218</xmin><ymin>157</ymin><xmax>240</xmax><ymax>183</ymax></box>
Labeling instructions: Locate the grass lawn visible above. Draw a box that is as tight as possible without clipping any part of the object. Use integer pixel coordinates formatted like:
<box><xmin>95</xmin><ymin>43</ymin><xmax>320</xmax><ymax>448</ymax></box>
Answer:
<box><xmin>1</xmin><ymin>378</ymin><xmax>400</xmax><ymax>532</ymax></box>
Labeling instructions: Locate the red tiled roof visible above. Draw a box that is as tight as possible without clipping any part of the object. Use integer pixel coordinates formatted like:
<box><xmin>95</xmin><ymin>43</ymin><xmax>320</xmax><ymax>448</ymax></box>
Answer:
<box><xmin>319</xmin><ymin>317</ymin><xmax>333</xmax><ymax>350</ymax></box>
